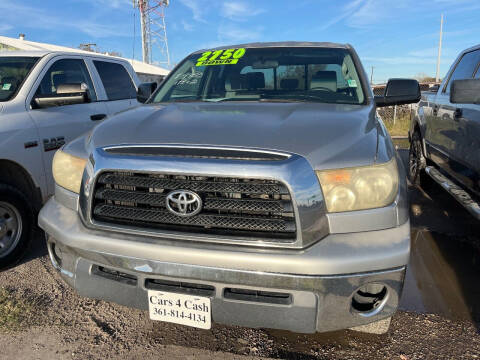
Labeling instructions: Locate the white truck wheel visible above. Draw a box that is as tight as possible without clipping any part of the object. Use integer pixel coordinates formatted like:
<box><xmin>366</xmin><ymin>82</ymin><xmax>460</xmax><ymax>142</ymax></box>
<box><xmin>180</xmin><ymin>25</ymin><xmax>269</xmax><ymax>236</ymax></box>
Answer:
<box><xmin>0</xmin><ymin>184</ymin><xmax>33</xmax><ymax>269</ymax></box>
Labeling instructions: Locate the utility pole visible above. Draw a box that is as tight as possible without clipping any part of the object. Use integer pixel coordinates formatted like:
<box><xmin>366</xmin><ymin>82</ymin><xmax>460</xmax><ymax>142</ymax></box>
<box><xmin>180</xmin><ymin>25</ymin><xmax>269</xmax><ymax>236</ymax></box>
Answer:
<box><xmin>134</xmin><ymin>0</ymin><xmax>171</xmax><ymax>67</ymax></box>
<box><xmin>370</xmin><ymin>66</ymin><xmax>374</xmax><ymax>85</ymax></box>
<box><xmin>435</xmin><ymin>14</ymin><xmax>444</xmax><ymax>83</ymax></box>
<box><xmin>138</xmin><ymin>0</ymin><xmax>150</xmax><ymax>63</ymax></box>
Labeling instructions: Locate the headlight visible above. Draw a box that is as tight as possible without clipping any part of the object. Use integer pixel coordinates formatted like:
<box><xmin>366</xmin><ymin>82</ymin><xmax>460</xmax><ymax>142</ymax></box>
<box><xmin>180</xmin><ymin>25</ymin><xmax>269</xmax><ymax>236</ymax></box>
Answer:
<box><xmin>52</xmin><ymin>150</ymin><xmax>87</xmax><ymax>194</ymax></box>
<box><xmin>316</xmin><ymin>158</ymin><xmax>398</xmax><ymax>213</ymax></box>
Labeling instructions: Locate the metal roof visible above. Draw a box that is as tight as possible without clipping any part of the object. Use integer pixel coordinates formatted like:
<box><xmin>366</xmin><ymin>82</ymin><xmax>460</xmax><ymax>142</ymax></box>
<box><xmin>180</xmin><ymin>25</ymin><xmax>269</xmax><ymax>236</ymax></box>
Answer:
<box><xmin>0</xmin><ymin>50</ymin><xmax>49</xmax><ymax>57</ymax></box>
<box><xmin>0</xmin><ymin>35</ymin><xmax>169</xmax><ymax>76</ymax></box>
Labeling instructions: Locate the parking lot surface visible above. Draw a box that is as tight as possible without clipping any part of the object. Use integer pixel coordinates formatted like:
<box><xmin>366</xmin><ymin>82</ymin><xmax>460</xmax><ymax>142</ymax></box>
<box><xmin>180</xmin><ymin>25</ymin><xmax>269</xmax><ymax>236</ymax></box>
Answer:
<box><xmin>0</xmin><ymin>149</ymin><xmax>479</xmax><ymax>359</ymax></box>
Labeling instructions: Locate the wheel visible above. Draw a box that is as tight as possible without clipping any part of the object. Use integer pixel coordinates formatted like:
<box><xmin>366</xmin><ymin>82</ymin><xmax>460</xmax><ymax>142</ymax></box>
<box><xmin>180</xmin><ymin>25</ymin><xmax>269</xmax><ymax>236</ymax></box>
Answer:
<box><xmin>408</xmin><ymin>131</ymin><xmax>428</xmax><ymax>186</ymax></box>
<box><xmin>0</xmin><ymin>184</ymin><xmax>33</xmax><ymax>270</ymax></box>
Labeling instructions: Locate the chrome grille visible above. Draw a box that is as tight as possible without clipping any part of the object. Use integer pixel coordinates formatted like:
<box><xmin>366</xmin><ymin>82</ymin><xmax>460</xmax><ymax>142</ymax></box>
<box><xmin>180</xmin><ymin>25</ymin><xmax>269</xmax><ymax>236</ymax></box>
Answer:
<box><xmin>92</xmin><ymin>172</ymin><xmax>296</xmax><ymax>240</ymax></box>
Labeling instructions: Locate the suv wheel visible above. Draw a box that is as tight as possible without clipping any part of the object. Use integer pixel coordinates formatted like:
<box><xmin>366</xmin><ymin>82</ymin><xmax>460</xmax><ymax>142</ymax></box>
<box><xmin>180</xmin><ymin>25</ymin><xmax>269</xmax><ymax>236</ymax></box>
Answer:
<box><xmin>0</xmin><ymin>184</ymin><xmax>33</xmax><ymax>269</ymax></box>
<box><xmin>408</xmin><ymin>131</ymin><xmax>427</xmax><ymax>186</ymax></box>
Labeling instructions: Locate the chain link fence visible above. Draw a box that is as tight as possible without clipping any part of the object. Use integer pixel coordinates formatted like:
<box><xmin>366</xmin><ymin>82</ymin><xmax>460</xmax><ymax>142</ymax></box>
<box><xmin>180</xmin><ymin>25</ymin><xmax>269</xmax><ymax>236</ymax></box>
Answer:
<box><xmin>372</xmin><ymin>86</ymin><xmax>419</xmax><ymax>137</ymax></box>
<box><xmin>372</xmin><ymin>83</ymin><xmax>438</xmax><ymax>137</ymax></box>
<box><xmin>376</xmin><ymin>104</ymin><xmax>416</xmax><ymax>125</ymax></box>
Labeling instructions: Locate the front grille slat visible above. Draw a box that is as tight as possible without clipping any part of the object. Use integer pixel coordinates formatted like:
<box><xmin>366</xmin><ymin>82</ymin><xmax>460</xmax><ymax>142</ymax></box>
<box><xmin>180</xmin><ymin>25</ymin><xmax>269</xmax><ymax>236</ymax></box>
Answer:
<box><xmin>204</xmin><ymin>198</ymin><xmax>290</xmax><ymax>212</ymax></box>
<box><xmin>96</xmin><ymin>188</ymin><xmax>167</xmax><ymax>206</ymax></box>
<box><xmin>96</xmin><ymin>188</ymin><xmax>290</xmax><ymax>212</ymax></box>
<box><xmin>94</xmin><ymin>205</ymin><xmax>296</xmax><ymax>233</ymax></box>
<box><xmin>92</xmin><ymin>172</ymin><xmax>297</xmax><ymax>241</ymax></box>
<box><xmin>98</xmin><ymin>174</ymin><xmax>288</xmax><ymax>195</ymax></box>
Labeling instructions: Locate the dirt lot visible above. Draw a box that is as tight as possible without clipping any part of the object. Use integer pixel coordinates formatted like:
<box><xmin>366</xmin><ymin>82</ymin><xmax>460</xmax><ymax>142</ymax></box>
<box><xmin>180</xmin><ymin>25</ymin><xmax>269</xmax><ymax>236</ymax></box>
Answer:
<box><xmin>1</xmin><ymin>149</ymin><xmax>480</xmax><ymax>360</ymax></box>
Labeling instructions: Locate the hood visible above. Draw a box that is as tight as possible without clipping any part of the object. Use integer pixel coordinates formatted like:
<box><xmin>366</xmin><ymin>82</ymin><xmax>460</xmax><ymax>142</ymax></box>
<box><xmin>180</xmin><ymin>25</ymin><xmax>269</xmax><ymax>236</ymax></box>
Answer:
<box><xmin>90</xmin><ymin>102</ymin><xmax>384</xmax><ymax>170</ymax></box>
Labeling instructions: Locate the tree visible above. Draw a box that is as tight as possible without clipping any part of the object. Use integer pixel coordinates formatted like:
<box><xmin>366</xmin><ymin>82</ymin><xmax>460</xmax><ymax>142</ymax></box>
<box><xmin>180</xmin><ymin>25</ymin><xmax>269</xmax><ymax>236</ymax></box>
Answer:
<box><xmin>78</xmin><ymin>44</ymin><xmax>122</xmax><ymax>58</ymax></box>
<box><xmin>108</xmin><ymin>51</ymin><xmax>123</xmax><ymax>57</ymax></box>
<box><xmin>414</xmin><ymin>72</ymin><xmax>437</xmax><ymax>83</ymax></box>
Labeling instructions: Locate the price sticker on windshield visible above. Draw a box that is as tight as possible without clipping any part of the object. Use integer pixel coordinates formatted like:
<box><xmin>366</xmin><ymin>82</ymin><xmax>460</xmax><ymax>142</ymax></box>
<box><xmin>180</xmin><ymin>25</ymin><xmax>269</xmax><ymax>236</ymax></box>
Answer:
<box><xmin>196</xmin><ymin>48</ymin><xmax>246</xmax><ymax>67</ymax></box>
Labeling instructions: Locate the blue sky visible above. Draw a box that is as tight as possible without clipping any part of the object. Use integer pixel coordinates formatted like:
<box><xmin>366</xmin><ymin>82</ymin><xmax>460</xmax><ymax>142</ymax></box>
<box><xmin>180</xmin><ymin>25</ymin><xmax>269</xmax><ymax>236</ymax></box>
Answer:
<box><xmin>1</xmin><ymin>0</ymin><xmax>480</xmax><ymax>83</ymax></box>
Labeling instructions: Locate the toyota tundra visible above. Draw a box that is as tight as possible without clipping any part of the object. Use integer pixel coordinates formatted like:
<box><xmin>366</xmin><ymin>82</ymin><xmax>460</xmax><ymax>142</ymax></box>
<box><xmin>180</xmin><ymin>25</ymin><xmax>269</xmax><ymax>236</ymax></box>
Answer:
<box><xmin>38</xmin><ymin>42</ymin><xmax>420</xmax><ymax>333</ymax></box>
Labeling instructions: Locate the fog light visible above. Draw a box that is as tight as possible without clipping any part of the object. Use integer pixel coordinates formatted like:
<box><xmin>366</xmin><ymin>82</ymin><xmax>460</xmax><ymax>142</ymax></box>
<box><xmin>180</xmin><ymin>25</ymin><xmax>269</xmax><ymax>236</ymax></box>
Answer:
<box><xmin>351</xmin><ymin>283</ymin><xmax>388</xmax><ymax>315</ymax></box>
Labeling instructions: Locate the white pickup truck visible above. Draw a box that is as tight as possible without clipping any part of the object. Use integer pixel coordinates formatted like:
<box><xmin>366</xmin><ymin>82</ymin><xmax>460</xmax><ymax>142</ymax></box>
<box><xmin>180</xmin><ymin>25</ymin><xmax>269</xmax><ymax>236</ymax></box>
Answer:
<box><xmin>0</xmin><ymin>50</ymin><xmax>156</xmax><ymax>268</ymax></box>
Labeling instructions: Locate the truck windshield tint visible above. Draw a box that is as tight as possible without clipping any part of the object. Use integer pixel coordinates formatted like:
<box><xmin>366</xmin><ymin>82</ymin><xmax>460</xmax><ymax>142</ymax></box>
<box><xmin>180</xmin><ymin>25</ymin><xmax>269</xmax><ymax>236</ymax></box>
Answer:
<box><xmin>0</xmin><ymin>57</ymin><xmax>39</xmax><ymax>102</ymax></box>
<box><xmin>152</xmin><ymin>47</ymin><xmax>365</xmax><ymax>105</ymax></box>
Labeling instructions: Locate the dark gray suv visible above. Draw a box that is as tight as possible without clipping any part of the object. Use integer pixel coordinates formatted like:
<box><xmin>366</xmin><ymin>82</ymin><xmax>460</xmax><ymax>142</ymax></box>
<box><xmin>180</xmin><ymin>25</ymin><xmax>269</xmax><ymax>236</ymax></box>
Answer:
<box><xmin>39</xmin><ymin>42</ymin><xmax>420</xmax><ymax>333</ymax></box>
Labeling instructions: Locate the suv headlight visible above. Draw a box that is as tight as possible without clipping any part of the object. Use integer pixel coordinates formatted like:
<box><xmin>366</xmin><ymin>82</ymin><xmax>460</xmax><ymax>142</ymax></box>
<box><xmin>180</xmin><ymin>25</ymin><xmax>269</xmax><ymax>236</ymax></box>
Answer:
<box><xmin>52</xmin><ymin>150</ymin><xmax>87</xmax><ymax>194</ymax></box>
<box><xmin>316</xmin><ymin>158</ymin><xmax>399</xmax><ymax>213</ymax></box>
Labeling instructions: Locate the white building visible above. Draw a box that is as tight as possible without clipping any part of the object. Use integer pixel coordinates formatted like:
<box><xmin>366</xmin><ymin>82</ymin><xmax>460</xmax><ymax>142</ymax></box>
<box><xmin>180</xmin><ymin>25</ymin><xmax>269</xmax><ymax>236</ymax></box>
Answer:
<box><xmin>0</xmin><ymin>35</ymin><xmax>169</xmax><ymax>84</ymax></box>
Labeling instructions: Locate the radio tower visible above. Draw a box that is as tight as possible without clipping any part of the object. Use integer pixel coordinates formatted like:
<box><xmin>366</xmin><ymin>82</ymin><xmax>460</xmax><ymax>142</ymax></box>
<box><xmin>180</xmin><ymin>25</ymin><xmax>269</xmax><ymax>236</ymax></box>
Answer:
<box><xmin>135</xmin><ymin>0</ymin><xmax>171</xmax><ymax>67</ymax></box>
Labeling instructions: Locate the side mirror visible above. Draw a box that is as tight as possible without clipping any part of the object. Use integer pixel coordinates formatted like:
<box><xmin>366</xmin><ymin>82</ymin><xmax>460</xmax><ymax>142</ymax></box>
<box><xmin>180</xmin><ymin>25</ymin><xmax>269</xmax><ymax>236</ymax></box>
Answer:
<box><xmin>375</xmin><ymin>79</ymin><xmax>421</xmax><ymax>107</ymax></box>
<box><xmin>137</xmin><ymin>82</ymin><xmax>157</xmax><ymax>103</ymax></box>
<box><xmin>450</xmin><ymin>79</ymin><xmax>480</xmax><ymax>104</ymax></box>
<box><xmin>34</xmin><ymin>83</ymin><xmax>89</xmax><ymax>109</ymax></box>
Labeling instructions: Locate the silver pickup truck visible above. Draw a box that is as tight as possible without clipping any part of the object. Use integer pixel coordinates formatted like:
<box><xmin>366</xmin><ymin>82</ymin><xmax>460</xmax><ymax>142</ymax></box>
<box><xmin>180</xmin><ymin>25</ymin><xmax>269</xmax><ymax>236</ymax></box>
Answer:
<box><xmin>38</xmin><ymin>42</ymin><xmax>420</xmax><ymax>333</ymax></box>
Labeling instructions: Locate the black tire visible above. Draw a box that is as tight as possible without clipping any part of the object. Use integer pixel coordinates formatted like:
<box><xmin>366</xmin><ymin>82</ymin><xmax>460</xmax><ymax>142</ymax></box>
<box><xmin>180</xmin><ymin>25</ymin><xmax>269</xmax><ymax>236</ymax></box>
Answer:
<box><xmin>0</xmin><ymin>184</ymin><xmax>34</xmax><ymax>270</ymax></box>
<box><xmin>408</xmin><ymin>131</ymin><xmax>429</xmax><ymax>187</ymax></box>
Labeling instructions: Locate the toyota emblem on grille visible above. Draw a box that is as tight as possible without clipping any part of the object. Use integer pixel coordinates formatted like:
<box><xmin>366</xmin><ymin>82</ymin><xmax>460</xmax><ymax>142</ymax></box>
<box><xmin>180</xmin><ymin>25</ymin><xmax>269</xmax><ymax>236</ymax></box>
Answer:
<box><xmin>166</xmin><ymin>190</ymin><xmax>202</xmax><ymax>217</ymax></box>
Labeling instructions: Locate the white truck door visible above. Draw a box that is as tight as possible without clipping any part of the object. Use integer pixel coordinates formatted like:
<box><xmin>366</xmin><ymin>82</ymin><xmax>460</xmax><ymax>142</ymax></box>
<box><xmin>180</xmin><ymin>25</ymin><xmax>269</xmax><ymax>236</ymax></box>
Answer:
<box><xmin>27</xmin><ymin>57</ymin><xmax>108</xmax><ymax>195</ymax></box>
<box><xmin>0</xmin><ymin>55</ymin><xmax>50</xmax><ymax>200</ymax></box>
<box><xmin>91</xmin><ymin>60</ymin><xmax>139</xmax><ymax>115</ymax></box>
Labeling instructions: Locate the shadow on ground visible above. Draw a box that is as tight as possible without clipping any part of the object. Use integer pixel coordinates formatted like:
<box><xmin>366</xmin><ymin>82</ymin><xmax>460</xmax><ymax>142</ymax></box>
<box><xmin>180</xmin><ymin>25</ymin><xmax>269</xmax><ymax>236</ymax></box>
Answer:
<box><xmin>397</xmin><ymin>149</ymin><xmax>480</xmax><ymax>332</ymax></box>
<box><xmin>2</xmin><ymin>226</ymin><xmax>48</xmax><ymax>272</ymax></box>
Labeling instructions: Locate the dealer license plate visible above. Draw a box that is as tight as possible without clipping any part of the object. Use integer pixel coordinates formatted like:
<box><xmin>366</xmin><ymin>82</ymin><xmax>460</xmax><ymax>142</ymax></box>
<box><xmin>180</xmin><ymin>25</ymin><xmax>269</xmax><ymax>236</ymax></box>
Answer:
<box><xmin>147</xmin><ymin>290</ymin><xmax>211</xmax><ymax>329</ymax></box>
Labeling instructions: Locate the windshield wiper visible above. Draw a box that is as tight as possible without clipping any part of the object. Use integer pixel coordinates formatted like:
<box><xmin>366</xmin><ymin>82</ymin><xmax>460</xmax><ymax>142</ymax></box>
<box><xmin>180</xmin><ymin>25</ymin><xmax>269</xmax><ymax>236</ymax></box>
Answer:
<box><xmin>203</xmin><ymin>96</ymin><xmax>308</xmax><ymax>103</ymax></box>
<box><xmin>259</xmin><ymin>98</ymin><xmax>307</xmax><ymax>103</ymax></box>
<box><xmin>203</xmin><ymin>98</ymin><xmax>232</xmax><ymax>102</ymax></box>
<box><xmin>165</xmin><ymin>98</ymin><xmax>205</xmax><ymax>103</ymax></box>
<box><xmin>203</xmin><ymin>97</ymin><xmax>260</xmax><ymax>102</ymax></box>
<box><xmin>259</xmin><ymin>93</ymin><xmax>355</xmax><ymax>104</ymax></box>
<box><xmin>192</xmin><ymin>95</ymin><xmax>354</xmax><ymax>104</ymax></box>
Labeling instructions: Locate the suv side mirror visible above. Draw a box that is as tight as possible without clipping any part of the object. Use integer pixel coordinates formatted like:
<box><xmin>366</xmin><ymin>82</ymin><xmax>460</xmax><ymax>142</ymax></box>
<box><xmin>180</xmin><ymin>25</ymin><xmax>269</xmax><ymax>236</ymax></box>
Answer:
<box><xmin>375</xmin><ymin>79</ymin><xmax>421</xmax><ymax>107</ymax></box>
<box><xmin>450</xmin><ymin>79</ymin><xmax>480</xmax><ymax>104</ymax></box>
<box><xmin>137</xmin><ymin>82</ymin><xmax>157</xmax><ymax>103</ymax></box>
<box><xmin>34</xmin><ymin>83</ymin><xmax>89</xmax><ymax>109</ymax></box>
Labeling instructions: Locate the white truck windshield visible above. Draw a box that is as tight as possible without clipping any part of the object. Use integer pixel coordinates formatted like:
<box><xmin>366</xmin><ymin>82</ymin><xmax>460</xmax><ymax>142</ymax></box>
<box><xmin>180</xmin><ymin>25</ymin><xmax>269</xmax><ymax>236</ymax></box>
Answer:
<box><xmin>0</xmin><ymin>57</ymin><xmax>39</xmax><ymax>102</ymax></box>
<box><xmin>152</xmin><ymin>47</ymin><xmax>365</xmax><ymax>105</ymax></box>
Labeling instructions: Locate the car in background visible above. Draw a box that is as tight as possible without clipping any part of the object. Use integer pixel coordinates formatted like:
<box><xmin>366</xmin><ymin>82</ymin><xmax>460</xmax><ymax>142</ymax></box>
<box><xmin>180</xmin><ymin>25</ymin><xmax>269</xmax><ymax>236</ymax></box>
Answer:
<box><xmin>409</xmin><ymin>44</ymin><xmax>480</xmax><ymax>218</ymax></box>
<box><xmin>0</xmin><ymin>50</ymin><xmax>156</xmax><ymax>268</ymax></box>
<box><xmin>39</xmin><ymin>42</ymin><xmax>420</xmax><ymax>333</ymax></box>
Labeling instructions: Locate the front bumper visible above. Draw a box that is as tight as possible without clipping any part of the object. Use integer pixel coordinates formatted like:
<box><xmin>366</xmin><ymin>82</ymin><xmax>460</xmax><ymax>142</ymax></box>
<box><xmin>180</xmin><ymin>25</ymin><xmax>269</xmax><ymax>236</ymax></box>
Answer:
<box><xmin>39</xmin><ymin>197</ymin><xmax>409</xmax><ymax>333</ymax></box>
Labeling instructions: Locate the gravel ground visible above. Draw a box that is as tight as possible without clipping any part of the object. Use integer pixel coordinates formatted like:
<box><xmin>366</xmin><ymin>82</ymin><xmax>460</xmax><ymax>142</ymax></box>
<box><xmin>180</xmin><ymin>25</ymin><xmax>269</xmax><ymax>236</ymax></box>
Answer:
<box><xmin>1</xmin><ymin>254</ymin><xmax>479</xmax><ymax>360</ymax></box>
<box><xmin>1</xmin><ymin>150</ymin><xmax>479</xmax><ymax>359</ymax></box>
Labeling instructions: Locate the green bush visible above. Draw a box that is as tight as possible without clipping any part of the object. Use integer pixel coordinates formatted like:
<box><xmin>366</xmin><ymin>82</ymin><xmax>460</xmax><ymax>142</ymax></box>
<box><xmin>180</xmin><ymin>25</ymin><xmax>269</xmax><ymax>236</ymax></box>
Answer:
<box><xmin>0</xmin><ymin>288</ymin><xmax>32</xmax><ymax>331</ymax></box>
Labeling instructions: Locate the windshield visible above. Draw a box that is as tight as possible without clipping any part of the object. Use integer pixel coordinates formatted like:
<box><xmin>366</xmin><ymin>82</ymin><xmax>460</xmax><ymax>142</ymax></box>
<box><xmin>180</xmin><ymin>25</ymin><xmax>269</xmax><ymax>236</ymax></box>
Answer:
<box><xmin>152</xmin><ymin>47</ymin><xmax>365</xmax><ymax>105</ymax></box>
<box><xmin>0</xmin><ymin>57</ymin><xmax>40</xmax><ymax>102</ymax></box>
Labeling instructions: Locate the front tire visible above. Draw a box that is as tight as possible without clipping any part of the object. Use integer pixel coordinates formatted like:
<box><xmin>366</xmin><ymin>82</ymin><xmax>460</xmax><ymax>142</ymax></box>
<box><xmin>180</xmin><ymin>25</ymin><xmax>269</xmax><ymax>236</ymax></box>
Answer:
<box><xmin>0</xmin><ymin>184</ymin><xmax>33</xmax><ymax>270</ymax></box>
